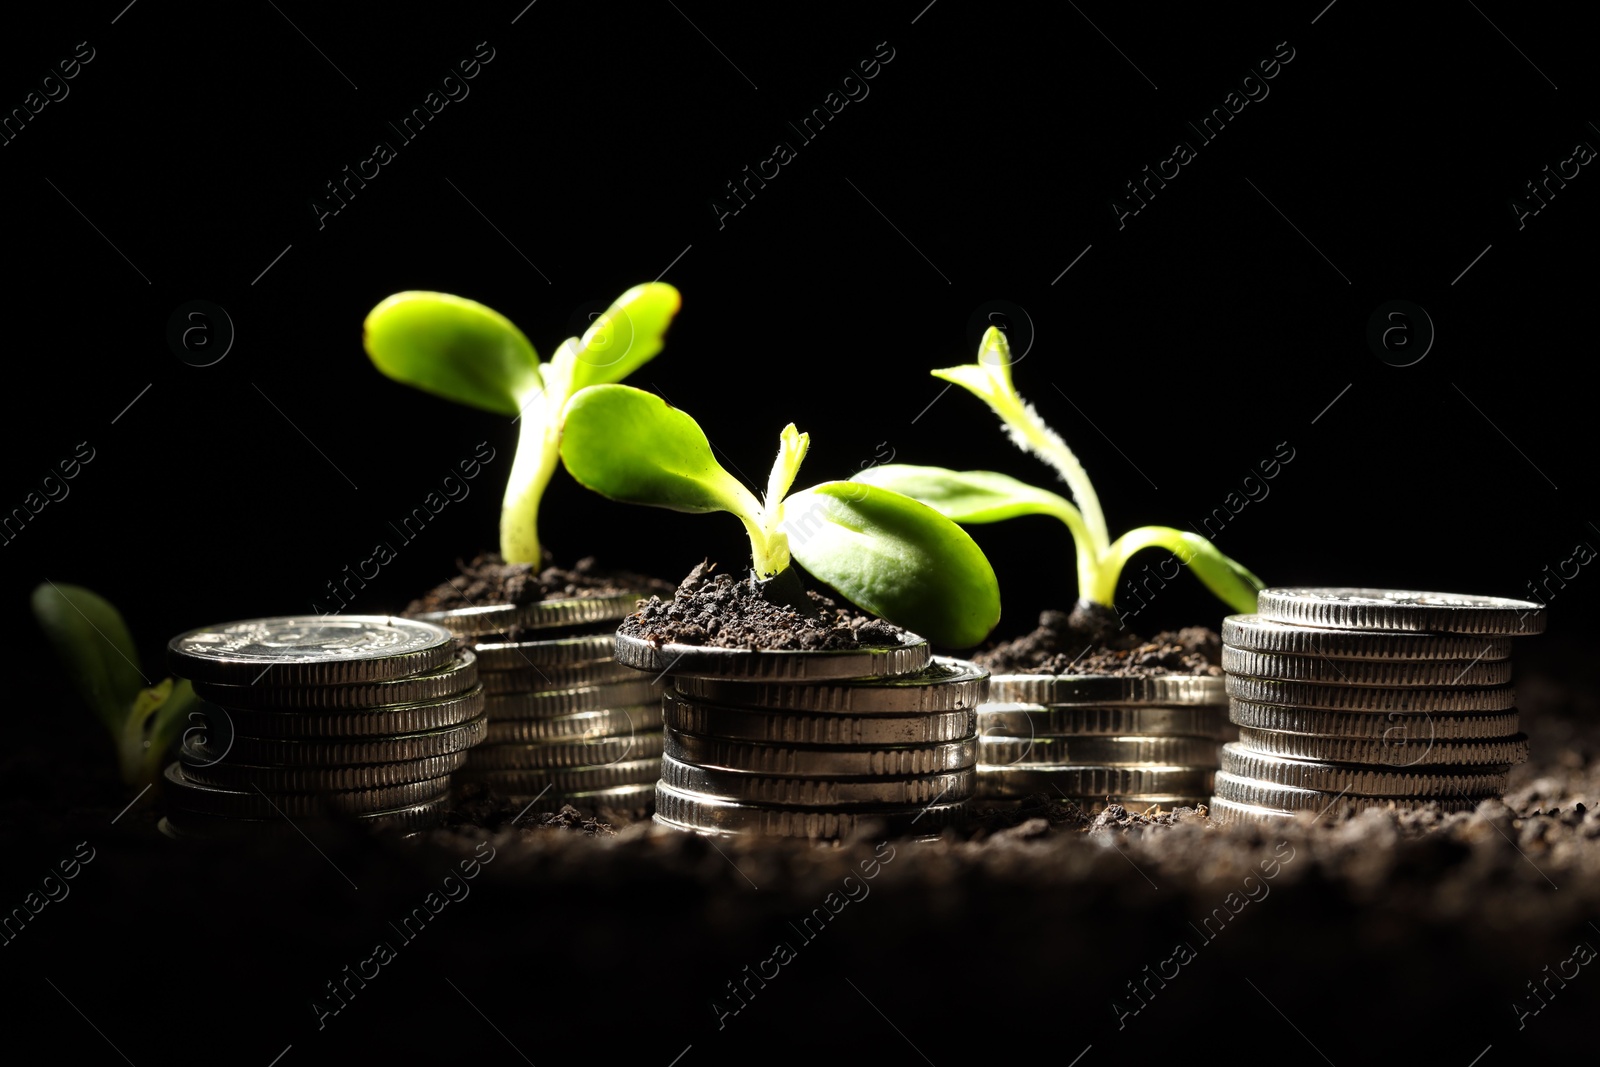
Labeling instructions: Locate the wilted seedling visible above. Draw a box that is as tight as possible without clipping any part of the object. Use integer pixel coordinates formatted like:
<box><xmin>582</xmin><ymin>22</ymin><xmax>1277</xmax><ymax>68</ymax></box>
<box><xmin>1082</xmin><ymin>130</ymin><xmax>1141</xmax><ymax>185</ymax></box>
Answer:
<box><xmin>854</xmin><ymin>327</ymin><xmax>1262</xmax><ymax>621</ymax></box>
<box><xmin>31</xmin><ymin>583</ymin><xmax>199</xmax><ymax>786</ymax></box>
<box><xmin>363</xmin><ymin>283</ymin><xmax>681</xmax><ymax>564</ymax></box>
<box><xmin>559</xmin><ymin>384</ymin><xmax>1002</xmax><ymax>648</ymax></box>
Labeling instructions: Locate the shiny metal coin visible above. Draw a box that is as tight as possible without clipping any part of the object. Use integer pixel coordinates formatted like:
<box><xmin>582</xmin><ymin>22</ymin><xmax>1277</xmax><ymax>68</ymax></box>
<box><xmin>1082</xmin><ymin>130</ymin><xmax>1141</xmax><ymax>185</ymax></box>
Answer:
<box><xmin>168</xmin><ymin>615</ymin><xmax>455</xmax><ymax>686</ymax></box>
<box><xmin>1222</xmin><ymin>614</ymin><xmax>1513</xmax><ymax>661</ymax></box>
<box><xmin>977</xmin><ymin>734</ymin><xmax>1220</xmax><ymax>767</ymax></box>
<box><xmin>1236</xmin><ymin>727</ymin><xmax>1528</xmax><ymax>767</ymax></box>
<box><xmin>662</xmin><ymin>689</ymin><xmax>975</xmax><ymax>746</ymax></box>
<box><xmin>179</xmin><ymin>751</ymin><xmax>468</xmax><ymax>790</ymax></box>
<box><xmin>205</xmin><ymin>686</ymin><xmax>485</xmax><ymax>740</ymax></box>
<box><xmin>456</xmin><ymin>758</ymin><xmax>663</xmax><ymax>794</ymax></box>
<box><xmin>163</xmin><ymin>762</ymin><xmax>450</xmax><ymax>818</ymax></box>
<box><xmin>669</xmin><ymin>657</ymin><xmax>986</xmax><ymax>714</ymax></box>
<box><xmin>484</xmin><ymin>704</ymin><xmax>662</xmax><ymax>743</ymax></box>
<box><xmin>465</xmin><ymin>732</ymin><xmax>664</xmax><ymax>770</ymax></box>
<box><xmin>472</xmin><ymin>633</ymin><xmax>616</xmax><ymax>671</ymax></box>
<box><xmin>665</xmin><ymin>732</ymin><xmax>975</xmax><ymax>777</ymax></box>
<box><xmin>974</xmin><ymin>764</ymin><xmax>1214</xmax><ymax>799</ymax></box>
<box><xmin>976</xmin><ymin>794</ymin><xmax>1208</xmax><ymax>813</ymax></box>
<box><xmin>412</xmin><ymin>593</ymin><xmax>645</xmax><ymax>637</ymax></box>
<box><xmin>192</xmin><ymin>648</ymin><xmax>477</xmax><ymax>709</ymax></box>
<box><xmin>1219</xmin><ymin>744</ymin><xmax>1509</xmax><ymax>797</ymax></box>
<box><xmin>1225</xmin><ymin>675</ymin><xmax>1514</xmax><ymax>713</ymax></box>
<box><xmin>1227</xmin><ymin>697</ymin><xmax>1520</xmax><ymax>740</ymax></box>
<box><xmin>988</xmin><ymin>674</ymin><xmax>1225</xmax><ymax>707</ymax></box>
<box><xmin>652</xmin><ymin>782</ymin><xmax>967</xmax><ymax>838</ymax></box>
<box><xmin>182</xmin><ymin>715</ymin><xmax>487</xmax><ymax>766</ymax></box>
<box><xmin>1211</xmin><ymin>773</ymin><xmax>1483</xmax><ymax>816</ymax></box>
<box><xmin>614</xmin><ymin>631</ymin><xmax>930</xmax><ymax>681</ymax></box>
<box><xmin>483</xmin><ymin>678</ymin><xmax>660</xmax><ymax>719</ymax></box>
<box><xmin>659</xmin><ymin>754</ymin><xmax>972</xmax><ymax>807</ymax></box>
<box><xmin>1222</xmin><ymin>646</ymin><xmax>1510</xmax><ymax>687</ymax></box>
<box><xmin>480</xmin><ymin>659</ymin><xmax>637</xmax><ymax>693</ymax></box>
<box><xmin>1255</xmin><ymin>588</ymin><xmax>1546</xmax><ymax>635</ymax></box>
<box><xmin>976</xmin><ymin>702</ymin><xmax>1232</xmax><ymax>740</ymax></box>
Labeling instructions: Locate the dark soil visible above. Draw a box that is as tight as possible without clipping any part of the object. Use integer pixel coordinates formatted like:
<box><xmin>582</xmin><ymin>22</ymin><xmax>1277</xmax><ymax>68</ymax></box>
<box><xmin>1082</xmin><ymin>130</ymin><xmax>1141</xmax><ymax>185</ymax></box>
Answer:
<box><xmin>618</xmin><ymin>560</ymin><xmax>906</xmax><ymax>650</ymax></box>
<box><xmin>405</xmin><ymin>552</ymin><xmax>675</xmax><ymax>612</ymax></box>
<box><xmin>977</xmin><ymin>600</ymin><xmax>1224</xmax><ymax>675</ymax></box>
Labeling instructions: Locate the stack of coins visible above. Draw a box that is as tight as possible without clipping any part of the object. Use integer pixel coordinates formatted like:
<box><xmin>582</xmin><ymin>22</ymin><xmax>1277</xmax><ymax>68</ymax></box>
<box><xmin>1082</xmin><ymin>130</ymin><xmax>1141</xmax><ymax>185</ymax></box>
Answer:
<box><xmin>975</xmin><ymin>675</ymin><xmax>1231</xmax><ymax>810</ymax></box>
<box><xmin>163</xmin><ymin>616</ymin><xmax>484</xmax><ymax>839</ymax></box>
<box><xmin>1210</xmin><ymin>588</ymin><xmax>1544</xmax><ymax>824</ymax></box>
<box><xmin>615</xmin><ymin>633</ymin><xmax>986</xmax><ymax>840</ymax></box>
<box><xmin>413</xmin><ymin>595</ymin><xmax>663</xmax><ymax>815</ymax></box>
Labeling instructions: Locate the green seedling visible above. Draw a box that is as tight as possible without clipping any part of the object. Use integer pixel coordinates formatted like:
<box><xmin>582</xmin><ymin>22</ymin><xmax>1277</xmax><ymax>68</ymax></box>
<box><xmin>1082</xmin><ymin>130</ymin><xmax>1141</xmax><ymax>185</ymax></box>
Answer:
<box><xmin>31</xmin><ymin>583</ymin><xmax>199</xmax><ymax>787</ymax></box>
<box><xmin>559</xmin><ymin>384</ymin><xmax>1002</xmax><ymax>648</ymax></box>
<box><xmin>363</xmin><ymin>283</ymin><xmax>681</xmax><ymax>564</ymax></box>
<box><xmin>853</xmin><ymin>327</ymin><xmax>1262</xmax><ymax>620</ymax></box>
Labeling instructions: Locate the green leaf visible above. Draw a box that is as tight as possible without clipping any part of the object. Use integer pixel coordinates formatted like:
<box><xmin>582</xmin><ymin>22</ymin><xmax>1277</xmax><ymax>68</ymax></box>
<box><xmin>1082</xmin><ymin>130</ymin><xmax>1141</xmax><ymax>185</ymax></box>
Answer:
<box><xmin>783</xmin><ymin>481</ymin><xmax>1001</xmax><ymax>648</ymax></box>
<box><xmin>1096</xmin><ymin>527</ymin><xmax>1264</xmax><ymax>615</ymax></box>
<box><xmin>560</xmin><ymin>385</ymin><xmax>760</xmax><ymax>517</ymax></box>
<box><xmin>565</xmin><ymin>283</ymin><xmax>682</xmax><ymax>393</ymax></box>
<box><xmin>31</xmin><ymin>582</ymin><xmax>147</xmax><ymax>738</ymax></box>
<box><xmin>363</xmin><ymin>291</ymin><xmax>542</xmax><ymax>417</ymax></box>
<box><xmin>851</xmin><ymin>465</ymin><xmax>1076</xmax><ymax>524</ymax></box>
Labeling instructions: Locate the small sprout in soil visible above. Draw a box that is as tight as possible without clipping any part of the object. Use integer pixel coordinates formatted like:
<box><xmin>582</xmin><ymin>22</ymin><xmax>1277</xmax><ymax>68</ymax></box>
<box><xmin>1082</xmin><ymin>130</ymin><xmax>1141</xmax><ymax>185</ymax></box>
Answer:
<box><xmin>31</xmin><ymin>583</ymin><xmax>198</xmax><ymax>787</ymax></box>
<box><xmin>854</xmin><ymin>327</ymin><xmax>1262</xmax><ymax>617</ymax></box>
<box><xmin>559</xmin><ymin>384</ymin><xmax>1002</xmax><ymax>648</ymax></box>
<box><xmin>363</xmin><ymin>283</ymin><xmax>681</xmax><ymax>564</ymax></box>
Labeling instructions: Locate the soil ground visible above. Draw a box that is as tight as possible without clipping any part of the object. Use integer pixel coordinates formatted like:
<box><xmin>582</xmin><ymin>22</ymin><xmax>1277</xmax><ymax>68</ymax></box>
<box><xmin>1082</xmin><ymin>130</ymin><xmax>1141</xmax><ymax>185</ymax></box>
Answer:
<box><xmin>3</xmin><ymin>635</ymin><xmax>1591</xmax><ymax>1061</ymax></box>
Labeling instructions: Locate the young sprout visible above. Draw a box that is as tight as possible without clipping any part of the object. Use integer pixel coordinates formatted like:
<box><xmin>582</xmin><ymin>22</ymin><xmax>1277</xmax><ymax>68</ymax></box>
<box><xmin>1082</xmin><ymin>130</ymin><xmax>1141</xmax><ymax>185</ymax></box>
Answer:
<box><xmin>558</xmin><ymin>384</ymin><xmax>1002</xmax><ymax>648</ymax></box>
<box><xmin>31</xmin><ymin>583</ymin><xmax>199</xmax><ymax>786</ymax></box>
<box><xmin>363</xmin><ymin>283</ymin><xmax>681</xmax><ymax>564</ymax></box>
<box><xmin>854</xmin><ymin>327</ymin><xmax>1263</xmax><ymax>620</ymax></box>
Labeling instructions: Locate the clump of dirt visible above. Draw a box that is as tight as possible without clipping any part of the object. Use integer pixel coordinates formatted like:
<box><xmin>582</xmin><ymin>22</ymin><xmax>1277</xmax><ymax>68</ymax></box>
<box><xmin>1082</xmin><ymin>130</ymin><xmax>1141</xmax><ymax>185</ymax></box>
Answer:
<box><xmin>443</xmin><ymin>783</ymin><xmax>616</xmax><ymax>836</ymax></box>
<box><xmin>977</xmin><ymin>601</ymin><xmax>1222</xmax><ymax>676</ymax></box>
<box><xmin>407</xmin><ymin>553</ymin><xmax>674</xmax><ymax>612</ymax></box>
<box><xmin>618</xmin><ymin>560</ymin><xmax>906</xmax><ymax>650</ymax></box>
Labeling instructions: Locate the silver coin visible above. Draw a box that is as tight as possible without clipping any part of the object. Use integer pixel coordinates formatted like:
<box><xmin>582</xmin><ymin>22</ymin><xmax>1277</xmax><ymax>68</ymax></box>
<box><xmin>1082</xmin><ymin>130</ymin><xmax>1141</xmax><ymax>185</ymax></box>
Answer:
<box><xmin>974</xmin><ymin>764</ymin><xmax>1215</xmax><ymax>799</ymax></box>
<box><xmin>1225</xmin><ymin>675</ymin><xmax>1514</xmax><ymax>713</ymax></box>
<box><xmin>1219</xmin><ymin>744</ymin><xmax>1509</xmax><ymax>797</ymax></box>
<box><xmin>179</xmin><ymin>751</ymin><xmax>468</xmax><ymax>791</ymax></box>
<box><xmin>652</xmin><ymin>782</ymin><xmax>968</xmax><ymax>838</ymax></box>
<box><xmin>614</xmin><ymin>631</ymin><xmax>931</xmax><ymax>682</ymax></box>
<box><xmin>472</xmin><ymin>633</ymin><xmax>616</xmax><ymax>671</ymax></box>
<box><xmin>665</xmin><ymin>732</ymin><xmax>975</xmax><ymax>777</ymax></box>
<box><xmin>668</xmin><ymin>657</ymin><xmax>987</xmax><ymax>715</ymax></box>
<box><xmin>1235</xmin><ymin>727</ymin><xmax>1528</xmax><ymax>768</ymax></box>
<box><xmin>182</xmin><ymin>715</ymin><xmax>487</xmax><ymax>766</ymax></box>
<box><xmin>205</xmin><ymin>686</ymin><xmax>486</xmax><ymax>740</ymax></box>
<box><xmin>976</xmin><ymin>702</ymin><xmax>1233</xmax><ymax>740</ymax></box>
<box><xmin>1255</xmin><ymin>588</ymin><xmax>1546</xmax><ymax>636</ymax></box>
<box><xmin>168</xmin><ymin>616</ymin><xmax>455</xmax><ymax>686</ymax></box>
<box><xmin>988</xmin><ymin>674</ymin><xmax>1225</xmax><ymax>707</ymax></box>
<box><xmin>412</xmin><ymin>593</ymin><xmax>645</xmax><ymax>637</ymax></box>
<box><xmin>500</xmin><ymin>781</ymin><xmax>656</xmax><ymax>814</ymax></box>
<box><xmin>456</xmin><ymin>758</ymin><xmax>663</xmax><ymax>794</ymax></box>
<box><xmin>663</xmin><ymin>689</ymin><xmax>975</xmax><ymax>746</ymax></box>
<box><xmin>1227</xmin><ymin>698</ymin><xmax>1520</xmax><ymax>740</ymax></box>
<box><xmin>192</xmin><ymin>648</ymin><xmax>478</xmax><ymax>709</ymax></box>
<box><xmin>1222</xmin><ymin>646</ymin><xmax>1511</xmax><ymax>688</ymax></box>
<box><xmin>659</xmin><ymin>754</ymin><xmax>972</xmax><ymax>807</ymax></box>
<box><xmin>465</xmin><ymin>732</ymin><xmax>664</xmax><ymax>770</ymax></box>
<box><xmin>978</xmin><ymin>735</ymin><xmax>1221</xmax><ymax>767</ymax></box>
<box><xmin>1222</xmin><ymin>615</ymin><xmax>1513</xmax><ymax>661</ymax></box>
<box><xmin>163</xmin><ymin>762</ymin><xmax>450</xmax><ymax>818</ymax></box>
<box><xmin>484</xmin><ymin>704</ymin><xmax>662</xmax><ymax>743</ymax></box>
<box><xmin>483</xmin><ymin>678</ymin><xmax>661</xmax><ymax>719</ymax></box>
<box><xmin>480</xmin><ymin>659</ymin><xmax>637</xmax><ymax>693</ymax></box>
<box><xmin>1211</xmin><ymin>774</ymin><xmax>1482</xmax><ymax>816</ymax></box>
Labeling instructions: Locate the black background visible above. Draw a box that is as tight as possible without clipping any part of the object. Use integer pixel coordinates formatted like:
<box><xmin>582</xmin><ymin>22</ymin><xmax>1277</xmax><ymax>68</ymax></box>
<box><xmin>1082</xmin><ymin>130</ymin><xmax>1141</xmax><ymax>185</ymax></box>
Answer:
<box><xmin>2</xmin><ymin>0</ymin><xmax>1596</xmax><ymax>1060</ymax></box>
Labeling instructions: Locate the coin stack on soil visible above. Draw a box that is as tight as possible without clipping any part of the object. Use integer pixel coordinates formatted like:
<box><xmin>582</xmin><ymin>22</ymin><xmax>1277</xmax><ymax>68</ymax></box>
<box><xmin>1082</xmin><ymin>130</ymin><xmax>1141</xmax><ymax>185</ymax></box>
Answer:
<box><xmin>974</xmin><ymin>675</ymin><xmax>1231</xmax><ymax>810</ymax></box>
<box><xmin>162</xmin><ymin>616</ymin><xmax>484</xmax><ymax>839</ymax></box>
<box><xmin>614</xmin><ymin>633</ymin><xmax>987</xmax><ymax>840</ymax></box>
<box><xmin>1210</xmin><ymin>588</ymin><xmax>1544</xmax><ymax>824</ymax></box>
<box><xmin>412</xmin><ymin>595</ymin><xmax>664</xmax><ymax>816</ymax></box>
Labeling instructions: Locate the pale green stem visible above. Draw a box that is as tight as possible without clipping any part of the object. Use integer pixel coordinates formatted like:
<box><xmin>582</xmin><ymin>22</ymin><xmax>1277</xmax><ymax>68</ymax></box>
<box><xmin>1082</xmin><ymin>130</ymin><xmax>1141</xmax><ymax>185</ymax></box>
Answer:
<box><xmin>993</xmin><ymin>392</ymin><xmax>1110</xmax><ymax>559</ymax></box>
<box><xmin>500</xmin><ymin>400</ymin><xmax>559</xmax><ymax>564</ymax></box>
<box><xmin>1090</xmin><ymin>527</ymin><xmax>1190</xmax><ymax>606</ymax></box>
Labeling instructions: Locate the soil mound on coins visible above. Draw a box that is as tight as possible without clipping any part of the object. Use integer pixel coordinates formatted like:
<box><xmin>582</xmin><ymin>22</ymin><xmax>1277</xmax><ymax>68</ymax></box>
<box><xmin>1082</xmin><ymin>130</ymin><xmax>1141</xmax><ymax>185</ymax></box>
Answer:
<box><xmin>977</xmin><ymin>602</ymin><xmax>1222</xmax><ymax>676</ymax></box>
<box><xmin>407</xmin><ymin>553</ymin><xmax>674</xmax><ymax>612</ymax></box>
<box><xmin>618</xmin><ymin>560</ymin><xmax>905</xmax><ymax>651</ymax></box>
